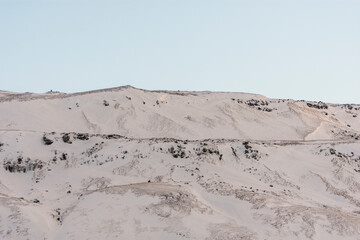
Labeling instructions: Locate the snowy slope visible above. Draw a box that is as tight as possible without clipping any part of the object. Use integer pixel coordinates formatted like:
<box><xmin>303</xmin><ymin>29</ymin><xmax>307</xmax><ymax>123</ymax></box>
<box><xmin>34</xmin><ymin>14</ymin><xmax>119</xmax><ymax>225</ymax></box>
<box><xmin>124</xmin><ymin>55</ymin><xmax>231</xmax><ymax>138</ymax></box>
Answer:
<box><xmin>0</xmin><ymin>86</ymin><xmax>360</xmax><ymax>240</ymax></box>
<box><xmin>0</xmin><ymin>86</ymin><xmax>359</xmax><ymax>140</ymax></box>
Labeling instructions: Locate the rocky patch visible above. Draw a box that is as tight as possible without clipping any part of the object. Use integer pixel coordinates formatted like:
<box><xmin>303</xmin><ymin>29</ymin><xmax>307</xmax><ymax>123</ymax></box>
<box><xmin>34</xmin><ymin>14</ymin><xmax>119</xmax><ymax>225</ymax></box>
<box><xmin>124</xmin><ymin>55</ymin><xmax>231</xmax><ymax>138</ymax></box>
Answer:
<box><xmin>232</xmin><ymin>98</ymin><xmax>276</xmax><ymax>112</ymax></box>
<box><xmin>3</xmin><ymin>157</ymin><xmax>44</xmax><ymax>173</ymax></box>
<box><xmin>307</xmin><ymin>102</ymin><xmax>328</xmax><ymax>110</ymax></box>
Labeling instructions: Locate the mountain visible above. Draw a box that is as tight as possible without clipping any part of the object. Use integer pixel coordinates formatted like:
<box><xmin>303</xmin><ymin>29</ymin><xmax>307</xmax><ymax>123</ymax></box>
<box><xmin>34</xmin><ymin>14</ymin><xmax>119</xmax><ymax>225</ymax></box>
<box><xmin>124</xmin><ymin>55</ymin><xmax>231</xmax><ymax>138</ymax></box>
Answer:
<box><xmin>0</xmin><ymin>86</ymin><xmax>360</xmax><ymax>240</ymax></box>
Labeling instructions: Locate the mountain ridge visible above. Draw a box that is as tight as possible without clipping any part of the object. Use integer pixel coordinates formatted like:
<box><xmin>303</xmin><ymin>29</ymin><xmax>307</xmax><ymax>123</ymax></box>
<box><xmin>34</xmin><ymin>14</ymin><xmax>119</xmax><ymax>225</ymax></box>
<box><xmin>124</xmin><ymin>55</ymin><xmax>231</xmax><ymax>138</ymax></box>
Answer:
<box><xmin>1</xmin><ymin>87</ymin><xmax>360</xmax><ymax>240</ymax></box>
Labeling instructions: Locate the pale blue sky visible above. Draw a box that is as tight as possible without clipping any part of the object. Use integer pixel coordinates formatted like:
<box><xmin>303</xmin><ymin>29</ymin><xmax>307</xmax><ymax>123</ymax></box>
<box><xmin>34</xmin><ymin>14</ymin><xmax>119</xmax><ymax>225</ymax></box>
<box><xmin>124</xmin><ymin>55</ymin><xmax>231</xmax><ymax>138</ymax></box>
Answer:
<box><xmin>0</xmin><ymin>0</ymin><xmax>359</xmax><ymax>103</ymax></box>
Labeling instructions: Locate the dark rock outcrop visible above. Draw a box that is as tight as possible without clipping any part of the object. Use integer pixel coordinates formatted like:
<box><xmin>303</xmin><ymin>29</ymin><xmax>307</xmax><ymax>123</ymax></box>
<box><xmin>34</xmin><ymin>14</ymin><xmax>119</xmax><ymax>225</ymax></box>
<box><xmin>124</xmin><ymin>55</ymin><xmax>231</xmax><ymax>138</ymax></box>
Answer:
<box><xmin>43</xmin><ymin>136</ymin><xmax>54</xmax><ymax>145</ymax></box>
<box><xmin>307</xmin><ymin>102</ymin><xmax>328</xmax><ymax>110</ymax></box>
<box><xmin>76</xmin><ymin>133</ymin><xmax>89</xmax><ymax>140</ymax></box>
<box><xmin>62</xmin><ymin>134</ymin><xmax>71</xmax><ymax>143</ymax></box>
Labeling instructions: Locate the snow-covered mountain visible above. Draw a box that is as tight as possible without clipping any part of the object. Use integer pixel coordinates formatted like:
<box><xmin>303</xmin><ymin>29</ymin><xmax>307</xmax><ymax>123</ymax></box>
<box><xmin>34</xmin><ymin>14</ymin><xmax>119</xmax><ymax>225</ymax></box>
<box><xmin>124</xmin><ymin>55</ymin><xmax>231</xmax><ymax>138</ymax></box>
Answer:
<box><xmin>1</xmin><ymin>86</ymin><xmax>360</xmax><ymax>240</ymax></box>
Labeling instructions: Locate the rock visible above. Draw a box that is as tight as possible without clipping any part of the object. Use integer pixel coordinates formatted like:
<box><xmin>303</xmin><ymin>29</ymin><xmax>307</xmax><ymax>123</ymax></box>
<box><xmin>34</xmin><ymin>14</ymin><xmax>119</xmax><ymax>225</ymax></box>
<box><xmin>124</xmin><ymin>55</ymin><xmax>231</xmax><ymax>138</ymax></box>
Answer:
<box><xmin>231</xmin><ymin>147</ymin><xmax>237</xmax><ymax>157</ymax></box>
<box><xmin>244</xmin><ymin>144</ymin><xmax>252</xmax><ymax>150</ymax></box>
<box><xmin>329</xmin><ymin>148</ymin><xmax>336</xmax><ymax>155</ymax></box>
<box><xmin>105</xmin><ymin>134</ymin><xmax>121</xmax><ymax>139</ymax></box>
<box><xmin>76</xmin><ymin>133</ymin><xmax>89</xmax><ymax>140</ymax></box>
<box><xmin>43</xmin><ymin>136</ymin><xmax>53</xmax><ymax>145</ymax></box>
<box><xmin>60</xmin><ymin>153</ymin><xmax>67</xmax><ymax>160</ymax></box>
<box><xmin>62</xmin><ymin>134</ymin><xmax>71</xmax><ymax>143</ymax></box>
<box><xmin>307</xmin><ymin>102</ymin><xmax>328</xmax><ymax>110</ymax></box>
<box><xmin>346</xmin><ymin>104</ymin><xmax>353</xmax><ymax>110</ymax></box>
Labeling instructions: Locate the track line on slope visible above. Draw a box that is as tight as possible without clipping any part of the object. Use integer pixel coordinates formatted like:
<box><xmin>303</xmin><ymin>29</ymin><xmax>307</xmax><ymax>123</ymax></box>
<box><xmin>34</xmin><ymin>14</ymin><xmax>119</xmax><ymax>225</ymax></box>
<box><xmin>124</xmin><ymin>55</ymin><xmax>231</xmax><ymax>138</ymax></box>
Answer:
<box><xmin>0</xmin><ymin>128</ymin><xmax>359</xmax><ymax>146</ymax></box>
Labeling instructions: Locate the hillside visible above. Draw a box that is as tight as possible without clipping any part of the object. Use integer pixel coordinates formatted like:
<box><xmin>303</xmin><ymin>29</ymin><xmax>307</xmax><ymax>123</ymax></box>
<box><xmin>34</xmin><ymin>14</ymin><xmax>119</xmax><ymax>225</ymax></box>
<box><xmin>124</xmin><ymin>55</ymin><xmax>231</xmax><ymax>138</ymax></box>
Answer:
<box><xmin>1</xmin><ymin>86</ymin><xmax>360</xmax><ymax>240</ymax></box>
<box><xmin>1</xmin><ymin>86</ymin><xmax>359</xmax><ymax>140</ymax></box>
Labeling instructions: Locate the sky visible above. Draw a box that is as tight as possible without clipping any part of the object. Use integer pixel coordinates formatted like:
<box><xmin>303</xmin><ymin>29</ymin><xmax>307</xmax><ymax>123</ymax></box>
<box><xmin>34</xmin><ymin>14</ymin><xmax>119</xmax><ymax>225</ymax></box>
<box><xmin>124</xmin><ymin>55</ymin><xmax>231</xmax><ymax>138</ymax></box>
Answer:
<box><xmin>0</xmin><ymin>0</ymin><xmax>359</xmax><ymax>103</ymax></box>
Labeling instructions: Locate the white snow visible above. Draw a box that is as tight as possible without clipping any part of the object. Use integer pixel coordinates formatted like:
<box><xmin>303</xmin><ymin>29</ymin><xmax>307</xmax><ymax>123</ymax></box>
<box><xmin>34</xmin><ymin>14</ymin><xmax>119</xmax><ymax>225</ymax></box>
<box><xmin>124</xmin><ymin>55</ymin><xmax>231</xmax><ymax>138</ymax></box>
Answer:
<box><xmin>0</xmin><ymin>86</ymin><xmax>360</xmax><ymax>239</ymax></box>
